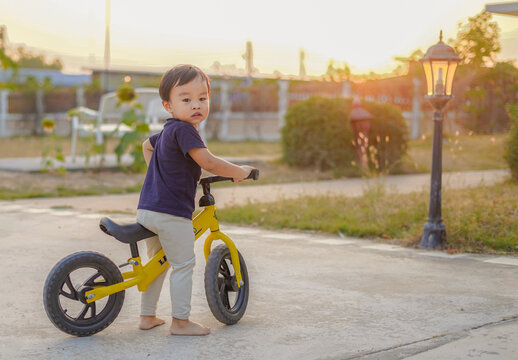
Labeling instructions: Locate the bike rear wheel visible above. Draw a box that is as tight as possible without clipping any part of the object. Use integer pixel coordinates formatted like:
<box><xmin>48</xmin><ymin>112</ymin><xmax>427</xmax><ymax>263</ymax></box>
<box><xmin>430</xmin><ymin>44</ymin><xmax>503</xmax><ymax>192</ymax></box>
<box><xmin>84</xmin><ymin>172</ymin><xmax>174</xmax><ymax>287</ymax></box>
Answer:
<box><xmin>43</xmin><ymin>251</ymin><xmax>125</xmax><ymax>336</ymax></box>
<box><xmin>204</xmin><ymin>244</ymin><xmax>249</xmax><ymax>324</ymax></box>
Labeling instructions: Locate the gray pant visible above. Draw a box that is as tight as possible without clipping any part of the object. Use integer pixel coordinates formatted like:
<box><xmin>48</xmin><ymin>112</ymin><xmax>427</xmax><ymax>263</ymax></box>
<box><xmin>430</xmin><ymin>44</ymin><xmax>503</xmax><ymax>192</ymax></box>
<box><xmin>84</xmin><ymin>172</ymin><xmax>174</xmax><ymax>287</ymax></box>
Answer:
<box><xmin>136</xmin><ymin>209</ymin><xmax>196</xmax><ymax>319</ymax></box>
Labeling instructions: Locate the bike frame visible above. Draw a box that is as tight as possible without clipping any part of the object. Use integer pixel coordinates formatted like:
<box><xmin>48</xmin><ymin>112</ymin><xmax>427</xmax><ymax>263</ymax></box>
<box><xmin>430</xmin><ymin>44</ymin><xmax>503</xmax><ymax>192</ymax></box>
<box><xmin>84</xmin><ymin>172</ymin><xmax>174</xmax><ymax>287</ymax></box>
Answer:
<box><xmin>85</xmin><ymin>204</ymin><xmax>243</xmax><ymax>304</ymax></box>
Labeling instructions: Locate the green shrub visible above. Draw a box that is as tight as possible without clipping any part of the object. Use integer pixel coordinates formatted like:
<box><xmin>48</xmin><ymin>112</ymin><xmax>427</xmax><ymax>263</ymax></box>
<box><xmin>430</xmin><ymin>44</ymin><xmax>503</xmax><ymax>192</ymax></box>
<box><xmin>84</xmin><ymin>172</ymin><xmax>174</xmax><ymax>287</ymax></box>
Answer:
<box><xmin>282</xmin><ymin>96</ymin><xmax>354</xmax><ymax>170</ymax></box>
<box><xmin>281</xmin><ymin>96</ymin><xmax>408</xmax><ymax>173</ymax></box>
<box><xmin>363</xmin><ymin>101</ymin><xmax>408</xmax><ymax>172</ymax></box>
<box><xmin>505</xmin><ymin>103</ymin><xmax>518</xmax><ymax>180</ymax></box>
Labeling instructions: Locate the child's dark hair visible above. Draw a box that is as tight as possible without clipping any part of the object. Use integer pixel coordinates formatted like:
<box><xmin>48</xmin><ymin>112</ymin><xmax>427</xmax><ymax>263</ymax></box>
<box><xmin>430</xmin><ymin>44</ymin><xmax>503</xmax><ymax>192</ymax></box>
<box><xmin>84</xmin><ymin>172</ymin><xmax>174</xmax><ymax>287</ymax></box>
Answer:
<box><xmin>159</xmin><ymin>65</ymin><xmax>211</xmax><ymax>101</ymax></box>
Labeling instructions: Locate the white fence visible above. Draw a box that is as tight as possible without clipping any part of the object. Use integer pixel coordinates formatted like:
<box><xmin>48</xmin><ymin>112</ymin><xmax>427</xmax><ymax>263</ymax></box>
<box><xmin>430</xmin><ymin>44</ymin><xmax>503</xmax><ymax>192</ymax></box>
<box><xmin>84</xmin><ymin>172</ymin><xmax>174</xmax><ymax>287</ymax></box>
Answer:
<box><xmin>0</xmin><ymin>79</ymin><xmax>438</xmax><ymax>141</ymax></box>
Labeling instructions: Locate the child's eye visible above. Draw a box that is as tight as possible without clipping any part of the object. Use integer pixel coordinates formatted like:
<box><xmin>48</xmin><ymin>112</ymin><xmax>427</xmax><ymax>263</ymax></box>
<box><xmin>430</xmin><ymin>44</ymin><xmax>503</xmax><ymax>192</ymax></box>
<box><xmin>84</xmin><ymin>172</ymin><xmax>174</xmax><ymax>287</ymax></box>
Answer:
<box><xmin>200</xmin><ymin>97</ymin><xmax>207</xmax><ymax>102</ymax></box>
<box><xmin>182</xmin><ymin>98</ymin><xmax>190</xmax><ymax>103</ymax></box>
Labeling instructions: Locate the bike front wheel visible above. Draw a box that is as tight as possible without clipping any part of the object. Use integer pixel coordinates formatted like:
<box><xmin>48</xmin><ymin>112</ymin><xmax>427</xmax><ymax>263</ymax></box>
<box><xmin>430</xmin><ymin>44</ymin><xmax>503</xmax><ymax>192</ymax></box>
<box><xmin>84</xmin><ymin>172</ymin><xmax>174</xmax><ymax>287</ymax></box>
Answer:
<box><xmin>43</xmin><ymin>251</ymin><xmax>125</xmax><ymax>336</ymax></box>
<box><xmin>204</xmin><ymin>244</ymin><xmax>249</xmax><ymax>325</ymax></box>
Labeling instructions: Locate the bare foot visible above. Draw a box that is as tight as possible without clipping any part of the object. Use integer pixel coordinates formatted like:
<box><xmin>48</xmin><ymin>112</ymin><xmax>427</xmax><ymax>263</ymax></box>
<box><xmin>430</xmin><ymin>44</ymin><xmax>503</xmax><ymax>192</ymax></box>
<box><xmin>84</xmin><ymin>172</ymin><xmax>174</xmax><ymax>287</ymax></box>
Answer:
<box><xmin>170</xmin><ymin>318</ymin><xmax>210</xmax><ymax>336</ymax></box>
<box><xmin>139</xmin><ymin>315</ymin><xmax>166</xmax><ymax>330</ymax></box>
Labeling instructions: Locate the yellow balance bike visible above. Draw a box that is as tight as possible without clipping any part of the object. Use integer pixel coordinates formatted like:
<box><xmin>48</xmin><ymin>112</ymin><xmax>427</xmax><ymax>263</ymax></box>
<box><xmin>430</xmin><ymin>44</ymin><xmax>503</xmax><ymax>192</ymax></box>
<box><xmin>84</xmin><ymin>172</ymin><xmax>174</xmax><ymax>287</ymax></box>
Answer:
<box><xmin>43</xmin><ymin>169</ymin><xmax>259</xmax><ymax>336</ymax></box>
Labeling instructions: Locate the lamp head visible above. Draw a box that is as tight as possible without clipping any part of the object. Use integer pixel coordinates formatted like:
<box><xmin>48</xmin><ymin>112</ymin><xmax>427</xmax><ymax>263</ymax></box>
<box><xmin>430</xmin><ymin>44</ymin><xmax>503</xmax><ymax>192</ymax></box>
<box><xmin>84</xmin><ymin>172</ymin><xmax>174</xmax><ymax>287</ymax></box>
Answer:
<box><xmin>420</xmin><ymin>31</ymin><xmax>461</xmax><ymax>101</ymax></box>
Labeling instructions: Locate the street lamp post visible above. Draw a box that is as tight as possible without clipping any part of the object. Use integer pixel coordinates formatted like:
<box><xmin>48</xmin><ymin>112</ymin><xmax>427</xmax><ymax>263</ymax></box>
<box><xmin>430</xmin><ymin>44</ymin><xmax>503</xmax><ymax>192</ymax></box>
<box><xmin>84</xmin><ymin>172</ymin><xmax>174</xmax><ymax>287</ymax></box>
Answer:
<box><xmin>419</xmin><ymin>31</ymin><xmax>461</xmax><ymax>249</ymax></box>
<box><xmin>350</xmin><ymin>98</ymin><xmax>374</xmax><ymax>168</ymax></box>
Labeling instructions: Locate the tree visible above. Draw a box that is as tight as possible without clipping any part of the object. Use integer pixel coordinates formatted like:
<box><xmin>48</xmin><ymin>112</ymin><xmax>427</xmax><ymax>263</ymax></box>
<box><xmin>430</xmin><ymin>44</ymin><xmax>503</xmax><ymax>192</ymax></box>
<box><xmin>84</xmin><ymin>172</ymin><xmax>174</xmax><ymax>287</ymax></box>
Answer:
<box><xmin>0</xmin><ymin>26</ymin><xmax>18</xmax><ymax>88</ymax></box>
<box><xmin>461</xmin><ymin>62</ymin><xmax>518</xmax><ymax>133</ymax></box>
<box><xmin>505</xmin><ymin>103</ymin><xmax>518</xmax><ymax>180</ymax></box>
<box><xmin>393</xmin><ymin>49</ymin><xmax>424</xmax><ymax>77</ymax></box>
<box><xmin>454</xmin><ymin>10</ymin><xmax>501</xmax><ymax>67</ymax></box>
<box><xmin>1</xmin><ymin>26</ymin><xmax>62</xmax><ymax>71</ymax></box>
<box><xmin>14</xmin><ymin>46</ymin><xmax>63</xmax><ymax>70</ymax></box>
<box><xmin>325</xmin><ymin>60</ymin><xmax>351</xmax><ymax>82</ymax></box>
<box><xmin>1</xmin><ymin>26</ymin><xmax>63</xmax><ymax>92</ymax></box>
<box><xmin>22</xmin><ymin>75</ymin><xmax>53</xmax><ymax>94</ymax></box>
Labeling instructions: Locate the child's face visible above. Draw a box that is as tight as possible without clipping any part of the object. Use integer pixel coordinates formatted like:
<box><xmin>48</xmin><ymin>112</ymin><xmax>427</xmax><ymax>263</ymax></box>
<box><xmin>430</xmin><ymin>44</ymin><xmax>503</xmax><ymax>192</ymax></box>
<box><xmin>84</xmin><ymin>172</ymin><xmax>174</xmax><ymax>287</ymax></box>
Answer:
<box><xmin>162</xmin><ymin>76</ymin><xmax>209</xmax><ymax>127</ymax></box>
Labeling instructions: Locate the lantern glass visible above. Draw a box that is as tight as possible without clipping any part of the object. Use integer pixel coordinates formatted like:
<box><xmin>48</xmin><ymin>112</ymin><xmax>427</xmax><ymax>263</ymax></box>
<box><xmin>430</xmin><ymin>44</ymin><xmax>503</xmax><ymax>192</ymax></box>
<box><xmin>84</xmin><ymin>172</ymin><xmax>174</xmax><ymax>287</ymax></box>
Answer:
<box><xmin>424</xmin><ymin>60</ymin><xmax>458</xmax><ymax>97</ymax></box>
<box><xmin>445</xmin><ymin>62</ymin><xmax>457</xmax><ymax>95</ymax></box>
<box><xmin>421</xmin><ymin>32</ymin><xmax>461</xmax><ymax>99</ymax></box>
<box><xmin>422</xmin><ymin>61</ymin><xmax>433</xmax><ymax>95</ymax></box>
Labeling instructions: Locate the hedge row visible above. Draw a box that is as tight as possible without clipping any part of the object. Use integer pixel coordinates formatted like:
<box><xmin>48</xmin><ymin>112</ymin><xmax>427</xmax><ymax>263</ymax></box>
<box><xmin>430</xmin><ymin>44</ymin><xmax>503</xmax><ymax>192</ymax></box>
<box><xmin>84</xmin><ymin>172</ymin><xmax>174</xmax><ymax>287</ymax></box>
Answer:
<box><xmin>282</xmin><ymin>96</ymin><xmax>408</xmax><ymax>173</ymax></box>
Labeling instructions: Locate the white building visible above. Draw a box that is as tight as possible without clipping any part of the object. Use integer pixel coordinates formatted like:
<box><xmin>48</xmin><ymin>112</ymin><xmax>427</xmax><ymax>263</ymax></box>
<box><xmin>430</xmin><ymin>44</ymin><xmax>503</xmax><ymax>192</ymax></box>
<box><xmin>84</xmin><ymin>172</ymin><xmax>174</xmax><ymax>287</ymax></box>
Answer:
<box><xmin>486</xmin><ymin>2</ymin><xmax>518</xmax><ymax>16</ymax></box>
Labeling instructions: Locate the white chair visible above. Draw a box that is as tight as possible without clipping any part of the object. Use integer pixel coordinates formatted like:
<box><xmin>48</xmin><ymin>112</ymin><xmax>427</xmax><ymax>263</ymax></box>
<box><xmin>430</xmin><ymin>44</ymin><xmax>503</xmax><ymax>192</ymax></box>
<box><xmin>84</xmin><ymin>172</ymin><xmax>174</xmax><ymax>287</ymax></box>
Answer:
<box><xmin>70</xmin><ymin>88</ymin><xmax>169</xmax><ymax>160</ymax></box>
<box><xmin>145</xmin><ymin>96</ymin><xmax>171</xmax><ymax>132</ymax></box>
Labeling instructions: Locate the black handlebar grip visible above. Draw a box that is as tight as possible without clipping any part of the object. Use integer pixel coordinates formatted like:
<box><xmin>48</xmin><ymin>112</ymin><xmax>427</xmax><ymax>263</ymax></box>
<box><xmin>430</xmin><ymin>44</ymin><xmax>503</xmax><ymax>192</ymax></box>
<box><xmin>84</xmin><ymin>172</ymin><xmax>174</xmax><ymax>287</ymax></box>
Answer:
<box><xmin>199</xmin><ymin>169</ymin><xmax>259</xmax><ymax>185</ymax></box>
<box><xmin>247</xmin><ymin>169</ymin><xmax>260</xmax><ymax>180</ymax></box>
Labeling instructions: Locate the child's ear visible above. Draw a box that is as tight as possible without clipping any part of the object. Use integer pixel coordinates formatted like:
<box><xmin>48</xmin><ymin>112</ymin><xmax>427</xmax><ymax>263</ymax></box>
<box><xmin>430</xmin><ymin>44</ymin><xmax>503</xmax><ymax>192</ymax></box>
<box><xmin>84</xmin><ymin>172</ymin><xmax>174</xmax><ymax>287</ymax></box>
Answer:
<box><xmin>162</xmin><ymin>100</ymin><xmax>172</xmax><ymax>114</ymax></box>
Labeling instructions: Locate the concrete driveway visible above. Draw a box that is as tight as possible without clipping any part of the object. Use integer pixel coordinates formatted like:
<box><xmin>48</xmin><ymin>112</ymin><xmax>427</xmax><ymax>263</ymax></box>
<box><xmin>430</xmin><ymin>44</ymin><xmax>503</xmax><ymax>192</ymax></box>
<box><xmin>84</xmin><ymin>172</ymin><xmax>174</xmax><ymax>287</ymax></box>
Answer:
<box><xmin>1</xmin><ymin>199</ymin><xmax>518</xmax><ymax>359</ymax></box>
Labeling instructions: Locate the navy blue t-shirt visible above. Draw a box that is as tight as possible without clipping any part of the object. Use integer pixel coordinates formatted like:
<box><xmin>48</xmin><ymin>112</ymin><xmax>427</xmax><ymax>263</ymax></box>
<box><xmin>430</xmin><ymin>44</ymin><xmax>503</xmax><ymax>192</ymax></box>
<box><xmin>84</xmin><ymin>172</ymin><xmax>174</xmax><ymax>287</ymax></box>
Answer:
<box><xmin>137</xmin><ymin>118</ymin><xmax>206</xmax><ymax>220</ymax></box>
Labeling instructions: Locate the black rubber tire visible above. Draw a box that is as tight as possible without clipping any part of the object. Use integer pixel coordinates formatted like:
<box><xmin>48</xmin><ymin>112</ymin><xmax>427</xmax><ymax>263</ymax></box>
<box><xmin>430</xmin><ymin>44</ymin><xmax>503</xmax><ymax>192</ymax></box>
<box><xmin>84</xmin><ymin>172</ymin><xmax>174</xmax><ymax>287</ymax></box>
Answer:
<box><xmin>43</xmin><ymin>251</ymin><xmax>125</xmax><ymax>336</ymax></box>
<box><xmin>204</xmin><ymin>244</ymin><xmax>249</xmax><ymax>325</ymax></box>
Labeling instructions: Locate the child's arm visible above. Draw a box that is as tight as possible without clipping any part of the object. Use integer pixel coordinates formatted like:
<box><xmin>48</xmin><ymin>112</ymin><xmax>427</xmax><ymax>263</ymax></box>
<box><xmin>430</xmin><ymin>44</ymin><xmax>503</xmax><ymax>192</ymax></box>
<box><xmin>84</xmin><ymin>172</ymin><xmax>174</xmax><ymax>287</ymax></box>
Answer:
<box><xmin>142</xmin><ymin>138</ymin><xmax>154</xmax><ymax>166</ymax></box>
<box><xmin>189</xmin><ymin>147</ymin><xmax>253</xmax><ymax>182</ymax></box>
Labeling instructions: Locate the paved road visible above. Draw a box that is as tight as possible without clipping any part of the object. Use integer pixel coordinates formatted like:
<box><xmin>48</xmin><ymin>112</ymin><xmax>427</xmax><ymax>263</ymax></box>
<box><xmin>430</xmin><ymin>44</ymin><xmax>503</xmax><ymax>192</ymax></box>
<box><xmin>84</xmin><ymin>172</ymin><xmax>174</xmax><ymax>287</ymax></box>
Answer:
<box><xmin>1</xmin><ymin>199</ymin><xmax>518</xmax><ymax>359</ymax></box>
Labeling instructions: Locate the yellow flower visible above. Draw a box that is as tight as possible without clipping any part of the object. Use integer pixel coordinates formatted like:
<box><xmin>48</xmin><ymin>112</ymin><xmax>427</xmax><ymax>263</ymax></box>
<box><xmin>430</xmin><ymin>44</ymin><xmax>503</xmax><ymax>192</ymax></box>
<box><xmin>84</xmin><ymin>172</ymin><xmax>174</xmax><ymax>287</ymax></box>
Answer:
<box><xmin>116</xmin><ymin>83</ymin><xmax>136</xmax><ymax>103</ymax></box>
<box><xmin>41</xmin><ymin>118</ymin><xmax>55</xmax><ymax>134</ymax></box>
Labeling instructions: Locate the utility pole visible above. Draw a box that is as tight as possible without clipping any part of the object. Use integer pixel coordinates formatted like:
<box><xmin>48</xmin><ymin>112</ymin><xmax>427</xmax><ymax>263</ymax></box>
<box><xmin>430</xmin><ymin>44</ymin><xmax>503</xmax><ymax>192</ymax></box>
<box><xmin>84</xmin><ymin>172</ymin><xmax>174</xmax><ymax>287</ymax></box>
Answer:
<box><xmin>411</xmin><ymin>77</ymin><xmax>421</xmax><ymax>139</ymax></box>
<box><xmin>395</xmin><ymin>54</ymin><xmax>423</xmax><ymax>140</ymax></box>
<box><xmin>242</xmin><ymin>41</ymin><xmax>254</xmax><ymax>139</ymax></box>
<box><xmin>242</xmin><ymin>41</ymin><xmax>254</xmax><ymax>77</ymax></box>
<box><xmin>299</xmin><ymin>49</ymin><xmax>307</xmax><ymax>79</ymax></box>
<box><xmin>102</xmin><ymin>0</ymin><xmax>111</xmax><ymax>91</ymax></box>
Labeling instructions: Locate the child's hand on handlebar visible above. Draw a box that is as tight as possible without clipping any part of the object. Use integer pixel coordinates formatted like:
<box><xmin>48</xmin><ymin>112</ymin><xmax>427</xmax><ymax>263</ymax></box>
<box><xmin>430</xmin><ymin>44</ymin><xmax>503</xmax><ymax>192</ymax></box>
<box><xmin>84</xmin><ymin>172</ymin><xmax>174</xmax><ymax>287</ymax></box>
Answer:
<box><xmin>234</xmin><ymin>165</ymin><xmax>255</xmax><ymax>183</ymax></box>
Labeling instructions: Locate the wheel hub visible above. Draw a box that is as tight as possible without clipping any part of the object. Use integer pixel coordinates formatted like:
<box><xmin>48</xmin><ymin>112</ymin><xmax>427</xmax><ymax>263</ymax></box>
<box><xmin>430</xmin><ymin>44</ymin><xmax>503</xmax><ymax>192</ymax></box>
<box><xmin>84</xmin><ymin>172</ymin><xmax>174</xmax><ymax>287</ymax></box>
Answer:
<box><xmin>77</xmin><ymin>287</ymin><xmax>93</xmax><ymax>304</ymax></box>
<box><xmin>229</xmin><ymin>276</ymin><xmax>239</xmax><ymax>292</ymax></box>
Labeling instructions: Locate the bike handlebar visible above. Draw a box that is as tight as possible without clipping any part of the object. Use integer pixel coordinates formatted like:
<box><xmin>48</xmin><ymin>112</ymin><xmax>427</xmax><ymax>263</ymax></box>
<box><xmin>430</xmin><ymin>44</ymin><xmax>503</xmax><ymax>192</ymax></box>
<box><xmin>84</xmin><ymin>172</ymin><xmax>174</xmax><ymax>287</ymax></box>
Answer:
<box><xmin>199</xmin><ymin>169</ymin><xmax>259</xmax><ymax>185</ymax></box>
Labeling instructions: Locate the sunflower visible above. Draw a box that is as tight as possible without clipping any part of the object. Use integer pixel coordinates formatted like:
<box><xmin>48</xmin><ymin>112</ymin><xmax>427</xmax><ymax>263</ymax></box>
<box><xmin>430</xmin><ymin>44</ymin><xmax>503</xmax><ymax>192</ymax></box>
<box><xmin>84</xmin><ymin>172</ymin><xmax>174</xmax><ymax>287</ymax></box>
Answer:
<box><xmin>41</xmin><ymin>118</ymin><xmax>56</xmax><ymax>134</ymax></box>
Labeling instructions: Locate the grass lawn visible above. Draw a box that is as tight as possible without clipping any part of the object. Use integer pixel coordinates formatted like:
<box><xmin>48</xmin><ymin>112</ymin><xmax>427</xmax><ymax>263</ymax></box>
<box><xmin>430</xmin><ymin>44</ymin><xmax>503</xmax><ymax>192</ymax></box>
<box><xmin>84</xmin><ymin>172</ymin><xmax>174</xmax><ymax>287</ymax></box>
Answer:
<box><xmin>217</xmin><ymin>180</ymin><xmax>518</xmax><ymax>255</ymax></box>
<box><xmin>0</xmin><ymin>133</ymin><xmax>511</xmax><ymax>200</ymax></box>
<box><xmin>0</xmin><ymin>133</ymin><xmax>508</xmax><ymax>172</ymax></box>
<box><xmin>0</xmin><ymin>136</ymin><xmax>121</xmax><ymax>158</ymax></box>
<box><xmin>207</xmin><ymin>140</ymin><xmax>281</xmax><ymax>158</ymax></box>
<box><xmin>0</xmin><ymin>136</ymin><xmax>281</xmax><ymax>159</ymax></box>
<box><xmin>404</xmin><ymin>132</ymin><xmax>509</xmax><ymax>172</ymax></box>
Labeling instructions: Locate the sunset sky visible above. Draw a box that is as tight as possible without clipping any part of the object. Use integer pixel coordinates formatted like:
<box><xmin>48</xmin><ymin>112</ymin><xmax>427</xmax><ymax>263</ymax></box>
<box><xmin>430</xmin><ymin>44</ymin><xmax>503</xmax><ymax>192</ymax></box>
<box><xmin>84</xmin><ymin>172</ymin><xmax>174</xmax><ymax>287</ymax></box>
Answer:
<box><xmin>1</xmin><ymin>0</ymin><xmax>517</xmax><ymax>76</ymax></box>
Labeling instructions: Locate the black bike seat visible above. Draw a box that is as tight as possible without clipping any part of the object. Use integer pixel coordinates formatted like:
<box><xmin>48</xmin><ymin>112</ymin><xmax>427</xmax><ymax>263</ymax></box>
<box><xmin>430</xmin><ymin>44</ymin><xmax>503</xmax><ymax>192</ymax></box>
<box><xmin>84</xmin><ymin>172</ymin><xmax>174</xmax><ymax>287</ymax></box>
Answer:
<box><xmin>99</xmin><ymin>217</ymin><xmax>156</xmax><ymax>244</ymax></box>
